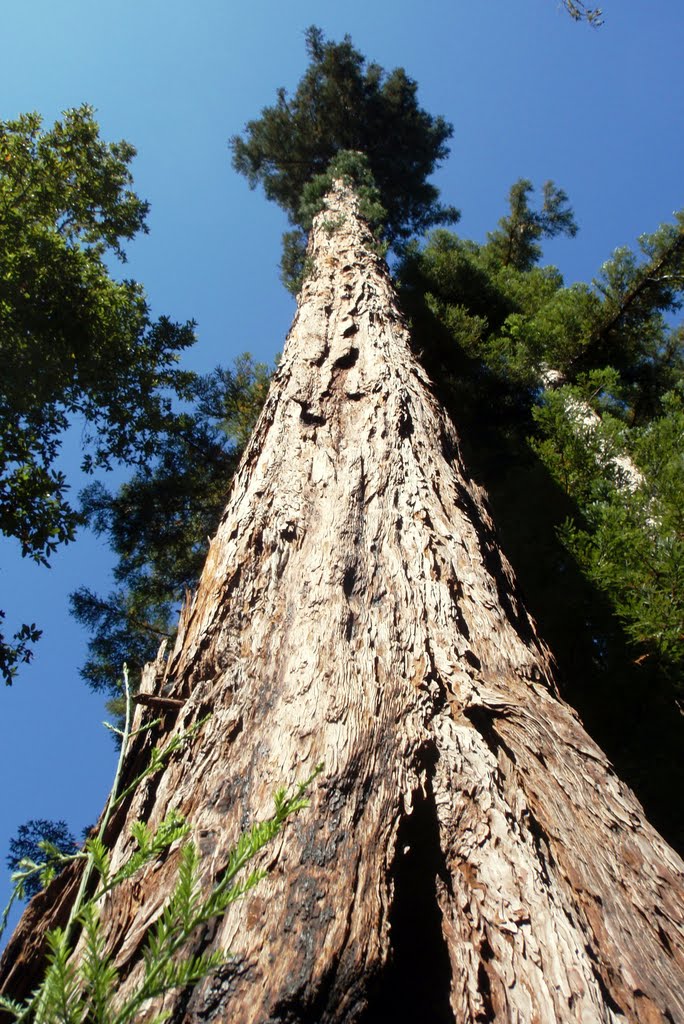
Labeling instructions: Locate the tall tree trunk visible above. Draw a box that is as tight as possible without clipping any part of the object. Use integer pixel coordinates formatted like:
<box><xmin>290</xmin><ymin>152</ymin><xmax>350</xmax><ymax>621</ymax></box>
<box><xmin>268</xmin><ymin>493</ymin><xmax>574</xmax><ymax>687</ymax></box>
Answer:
<box><xmin>3</xmin><ymin>182</ymin><xmax>684</xmax><ymax>1023</ymax></box>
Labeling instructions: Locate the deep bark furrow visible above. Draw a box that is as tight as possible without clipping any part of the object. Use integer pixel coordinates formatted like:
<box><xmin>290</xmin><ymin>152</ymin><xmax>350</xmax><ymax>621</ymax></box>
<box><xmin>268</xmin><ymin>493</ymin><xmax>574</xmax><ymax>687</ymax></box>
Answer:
<box><xmin>3</xmin><ymin>183</ymin><xmax>683</xmax><ymax>1023</ymax></box>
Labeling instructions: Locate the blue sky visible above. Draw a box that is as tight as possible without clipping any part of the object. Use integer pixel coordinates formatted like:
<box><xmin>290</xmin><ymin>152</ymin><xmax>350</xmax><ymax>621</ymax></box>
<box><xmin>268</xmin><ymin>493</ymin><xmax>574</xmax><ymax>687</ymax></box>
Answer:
<box><xmin>1</xmin><ymin>0</ymin><xmax>682</xmax><ymax>936</ymax></box>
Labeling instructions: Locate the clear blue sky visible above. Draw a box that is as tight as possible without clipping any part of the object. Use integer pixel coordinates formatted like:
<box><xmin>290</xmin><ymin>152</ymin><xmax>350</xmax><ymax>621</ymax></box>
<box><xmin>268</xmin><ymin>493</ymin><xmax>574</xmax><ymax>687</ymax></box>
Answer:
<box><xmin>1</xmin><ymin>0</ymin><xmax>682</xmax><ymax>936</ymax></box>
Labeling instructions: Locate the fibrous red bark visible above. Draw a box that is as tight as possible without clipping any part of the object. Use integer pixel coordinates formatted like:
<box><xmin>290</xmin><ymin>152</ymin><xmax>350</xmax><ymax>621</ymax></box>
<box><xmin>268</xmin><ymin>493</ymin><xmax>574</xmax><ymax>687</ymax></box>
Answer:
<box><xmin>3</xmin><ymin>182</ymin><xmax>684</xmax><ymax>1023</ymax></box>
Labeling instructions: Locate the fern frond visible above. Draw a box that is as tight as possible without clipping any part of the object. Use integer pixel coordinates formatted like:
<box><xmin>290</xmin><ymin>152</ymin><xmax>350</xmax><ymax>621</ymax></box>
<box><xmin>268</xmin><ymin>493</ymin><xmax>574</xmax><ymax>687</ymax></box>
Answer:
<box><xmin>85</xmin><ymin>836</ymin><xmax>111</xmax><ymax>888</ymax></box>
<box><xmin>35</xmin><ymin>928</ymin><xmax>82</xmax><ymax>1024</ymax></box>
<box><xmin>107</xmin><ymin>812</ymin><xmax>189</xmax><ymax>891</ymax></box>
<box><xmin>79</xmin><ymin>903</ymin><xmax>119</xmax><ymax>1024</ymax></box>
<box><xmin>0</xmin><ymin>994</ymin><xmax>27</xmax><ymax>1019</ymax></box>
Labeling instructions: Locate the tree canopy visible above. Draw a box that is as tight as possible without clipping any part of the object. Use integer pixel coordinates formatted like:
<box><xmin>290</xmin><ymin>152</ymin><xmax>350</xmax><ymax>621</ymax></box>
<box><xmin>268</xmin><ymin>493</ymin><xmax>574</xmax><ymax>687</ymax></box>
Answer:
<box><xmin>484</xmin><ymin>178</ymin><xmax>578</xmax><ymax>273</ymax></box>
<box><xmin>0</xmin><ymin>105</ymin><xmax>196</xmax><ymax>682</ymax></box>
<box><xmin>230</xmin><ymin>26</ymin><xmax>458</xmax><ymax>288</ymax></box>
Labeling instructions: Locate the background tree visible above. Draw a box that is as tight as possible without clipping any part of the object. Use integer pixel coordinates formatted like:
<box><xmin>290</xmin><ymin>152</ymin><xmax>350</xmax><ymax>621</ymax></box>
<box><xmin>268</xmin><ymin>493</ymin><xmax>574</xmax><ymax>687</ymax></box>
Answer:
<box><xmin>484</xmin><ymin>178</ymin><xmax>578</xmax><ymax>272</ymax></box>
<box><xmin>70</xmin><ymin>356</ymin><xmax>272</xmax><ymax>706</ymax></box>
<box><xmin>6</xmin><ymin>820</ymin><xmax>77</xmax><ymax>901</ymax></box>
<box><xmin>230</xmin><ymin>26</ymin><xmax>459</xmax><ymax>290</ymax></box>
<box><xmin>0</xmin><ymin>105</ymin><xmax>196</xmax><ymax>683</ymax></box>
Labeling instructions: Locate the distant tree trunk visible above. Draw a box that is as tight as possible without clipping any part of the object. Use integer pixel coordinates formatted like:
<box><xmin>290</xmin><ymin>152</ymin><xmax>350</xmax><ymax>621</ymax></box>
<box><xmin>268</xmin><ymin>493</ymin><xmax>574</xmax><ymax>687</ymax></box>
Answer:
<box><xmin>3</xmin><ymin>182</ymin><xmax>683</xmax><ymax>1023</ymax></box>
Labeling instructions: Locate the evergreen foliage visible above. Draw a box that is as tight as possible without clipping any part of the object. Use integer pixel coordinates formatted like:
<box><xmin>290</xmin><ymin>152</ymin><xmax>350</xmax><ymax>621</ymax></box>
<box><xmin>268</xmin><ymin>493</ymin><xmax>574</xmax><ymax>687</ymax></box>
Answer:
<box><xmin>0</xmin><ymin>106</ymin><xmax>196</xmax><ymax>683</ymax></box>
<box><xmin>231</xmin><ymin>27</ymin><xmax>458</xmax><ymax>290</ymax></box>
<box><xmin>485</xmin><ymin>179</ymin><xmax>578</xmax><ymax>273</ymax></box>
<box><xmin>547</xmin><ymin>389</ymin><xmax>684</xmax><ymax>677</ymax></box>
<box><xmin>70</xmin><ymin>356</ymin><xmax>272</xmax><ymax>702</ymax></box>
<box><xmin>282</xmin><ymin>150</ymin><xmax>387</xmax><ymax>294</ymax></box>
<box><xmin>297</xmin><ymin>150</ymin><xmax>386</xmax><ymax>233</ymax></box>
<box><xmin>6</xmin><ymin>822</ymin><xmax>78</xmax><ymax>901</ymax></box>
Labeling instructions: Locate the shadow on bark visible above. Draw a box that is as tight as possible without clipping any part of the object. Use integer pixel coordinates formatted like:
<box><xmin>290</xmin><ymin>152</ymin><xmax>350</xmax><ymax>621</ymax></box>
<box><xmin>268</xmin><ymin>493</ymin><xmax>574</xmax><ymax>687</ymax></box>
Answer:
<box><xmin>403</xmin><ymin>298</ymin><xmax>684</xmax><ymax>855</ymax></box>
<box><xmin>485</xmin><ymin>453</ymin><xmax>684</xmax><ymax>854</ymax></box>
<box><xmin>362</xmin><ymin>773</ymin><xmax>454</xmax><ymax>1024</ymax></box>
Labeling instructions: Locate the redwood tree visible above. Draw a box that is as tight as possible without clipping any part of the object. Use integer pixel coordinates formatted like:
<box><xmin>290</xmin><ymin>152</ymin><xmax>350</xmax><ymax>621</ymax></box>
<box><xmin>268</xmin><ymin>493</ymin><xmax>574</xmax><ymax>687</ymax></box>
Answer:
<box><xmin>3</xmin><ymin>182</ymin><xmax>683</xmax><ymax>1023</ymax></box>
